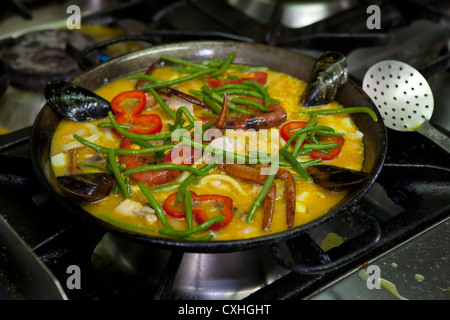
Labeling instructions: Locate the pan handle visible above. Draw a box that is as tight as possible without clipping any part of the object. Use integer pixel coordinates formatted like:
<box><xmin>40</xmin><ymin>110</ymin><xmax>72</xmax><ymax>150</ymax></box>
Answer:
<box><xmin>0</xmin><ymin>126</ymin><xmax>32</xmax><ymax>152</ymax></box>
<box><xmin>269</xmin><ymin>210</ymin><xmax>381</xmax><ymax>274</ymax></box>
<box><xmin>77</xmin><ymin>35</ymin><xmax>155</xmax><ymax>70</ymax></box>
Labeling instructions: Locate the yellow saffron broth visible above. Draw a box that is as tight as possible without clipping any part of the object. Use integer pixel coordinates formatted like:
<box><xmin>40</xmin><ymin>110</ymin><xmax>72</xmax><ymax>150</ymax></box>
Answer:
<box><xmin>49</xmin><ymin>65</ymin><xmax>364</xmax><ymax>241</ymax></box>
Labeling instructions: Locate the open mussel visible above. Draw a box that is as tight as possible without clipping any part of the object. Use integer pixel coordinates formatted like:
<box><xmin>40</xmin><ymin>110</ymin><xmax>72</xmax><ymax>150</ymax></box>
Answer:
<box><xmin>306</xmin><ymin>165</ymin><xmax>369</xmax><ymax>192</ymax></box>
<box><xmin>56</xmin><ymin>172</ymin><xmax>115</xmax><ymax>202</ymax></box>
<box><xmin>44</xmin><ymin>80</ymin><xmax>111</xmax><ymax>122</ymax></box>
<box><xmin>300</xmin><ymin>51</ymin><xmax>348</xmax><ymax>107</ymax></box>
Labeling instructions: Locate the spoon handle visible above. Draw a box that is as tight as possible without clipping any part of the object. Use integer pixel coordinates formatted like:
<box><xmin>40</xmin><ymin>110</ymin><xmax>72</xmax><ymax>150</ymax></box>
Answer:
<box><xmin>416</xmin><ymin>120</ymin><xmax>450</xmax><ymax>153</ymax></box>
<box><xmin>0</xmin><ymin>126</ymin><xmax>31</xmax><ymax>152</ymax></box>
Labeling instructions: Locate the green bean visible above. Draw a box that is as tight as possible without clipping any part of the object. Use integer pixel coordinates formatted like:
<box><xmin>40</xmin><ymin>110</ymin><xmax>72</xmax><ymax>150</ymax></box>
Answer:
<box><xmin>287</xmin><ymin>159</ymin><xmax>322</xmax><ymax>176</ymax></box>
<box><xmin>298</xmin><ymin>158</ymin><xmax>322</xmax><ymax>166</ymax></box>
<box><xmin>174</xmin><ymin>106</ymin><xmax>203</xmax><ymax>136</ymax></box>
<box><xmin>148</xmin><ymin>87</ymin><xmax>176</xmax><ymax>120</ymax></box>
<box><xmin>200</xmin><ymin>85</ymin><xmax>251</xmax><ymax>114</ymax></box>
<box><xmin>107</xmin><ymin>147</ymin><xmax>130</xmax><ymax>198</ymax></box>
<box><xmin>176</xmin><ymin>160</ymin><xmax>219</xmax><ymax>203</ymax></box>
<box><xmin>282</xmin><ymin>125</ymin><xmax>334</xmax><ymax>151</ymax></box>
<box><xmin>219</xmin><ymin>89</ymin><xmax>280</xmax><ymax>103</ymax></box>
<box><xmin>246</xmin><ymin>148</ymin><xmax>285</xmax><ymax>166</ymax></box>
<box><xmin>113</xmin><ymin>182</ymin><xmax>119</xmax><ymax>194</ymax></box>
<box><xmin>199</xmin><ymin>95</ymin><xmax>222</xmax><ymax>114</ymax></box>
<box><xmin>292</xmin><ymin>113</ymin><xmax>318</xmax><ymax>157</ymax></box>
<box><xmin>160</xmin><ymin>55</ymin><xmax>210</xmax><ymax>70</ymax></box>
<box><xmin>242</xmin><ymin>80</ymin><xmax>270</xmax><ymax>108</ymax></box>
<box><xmin>302</xmin><ymin>143</ymin><xmax>340</xmax><ymax>150</ymax></box>
<box><xmin>156</xmin><ymin>117</ymin><xmax>187</xmax><ymax>162</ymax></box>
<box><xmin>187</xmin><ymin>90</ymin><xmax>221</xmax><ymax>114</ymax></box>
<box><xmin>123</xmin><ymin>163</ymin><xmax>209</xmax><ymax>177</ymax></box>
<box><xmin>159</xmin><ymin>216</ymin><xmax>224</xmax><ymax>238</ymax></box>
<box><xmin>73</xmin><ymin>133</ymin><xmax>175</xmax><ymax>155</ymax></box>
<box><xmin>128</xmin><ymin>74</ymin><xmax>162</xmax><ymax>83</ymax></box>
<box><xmin>314</xmin><ymin>130</ymin><xmax>345</xmax><ymax>137</ymax></box>
<box><xmin>200</xmin><ymin>119</ymin><xmax>216</xmax><ymax>132</ymax></box>
<box><xmin>97</xmin><ymin>122</ymin><xmax>130</xmax><ymax>130</ymax></box>
<box><xmin>201</xmin><ymin>58</ymin><xmax>223</xmax><ymax>67</ymax></box>
<box><xmin>210</xmin><ymin>51</ymin><xmax>235</xmax><ymax>77</ymax></box>
<box><xmin>246</xmin><ymin>169</ymin><xmax>276</xmax><ymax>223</ymax></box>
<box><xmin>132</xmin><ymin>137</ymin><xmax>154</xmax><ymax>148</ymax></box>
<box><xmin>138</xmin><ymin>68</ymin><xmax>216</xmax><ymax>90</ymax></box>
<box><xmin>78</xmin><ymin>163</ymin><xmax>105</xmax><ymax>172</ymax></box>
<box><xmin>124</xmin><ymin>177</ymin><xmax>131</xmax><ymax>197</ymax></box>
<box><xmin>185</xmin><ymin>191</ymin><xmax>193</xmax><ymax>229</ymax></box>
<box><xmin>309</xmin><ymin>107</ymin><xmax>378</xmax><ymax>122</ymax></box>
<box><xmin>230</xmin><ymin>98</ymin><xmax>269</xmax><ymax>112</ymax></box>
<box><xmin>279</xmin><ymin>149</ymin><xmax>312</xmax><ymax>181</ymax></box>
<box><xmin>150</xmin><ymin>183</ymin><xmax>181</xmax><ymax>193</ymax></box>
<box><xmin>211</xmin><ymin>83</ymin><xmax>257</xmax><ymax>92</ymax></box>
<box><xmin>308</xmin><ymin>131</ymin><xmax>320</xmax><ymax>144</ymax></box>
<box><xmin>228</xmin><ymin>65</ymin><xmax>268</xmax><ymax>73</ymax></box>
<box><xmin>138</xmin><ymin>182</ymin><xmax>172</xmax><ymax>229</ymax></box>
<box><xmin>188</xmin><ymin>89</ymin><xmax>206</xmax><ymax>96</ymax></box>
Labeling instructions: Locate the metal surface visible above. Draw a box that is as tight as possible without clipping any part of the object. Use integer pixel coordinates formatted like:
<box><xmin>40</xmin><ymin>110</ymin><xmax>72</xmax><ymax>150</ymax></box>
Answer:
<box><xmin>309</xmin><ymin>216</ymin><xmax>450</xmax><ymax>300</ymax></box>
<box><xmin>363</xmin><ymin>60</ymin><xmax>450</xmax><ymax>152</ymax></box>
<box><xmin>92</xmin><ymin>232</ymin><xmax>289</xmax><ymax>300</ymax></box>
<box><xmin>0</xmin><ymin>214</ymin><xmax>67</xmax><ymax>300</ymax></box>
<box><xmin>228</xmin><ymin>0</ymin><xmax>357</xmax><ymax>28</ymax></box>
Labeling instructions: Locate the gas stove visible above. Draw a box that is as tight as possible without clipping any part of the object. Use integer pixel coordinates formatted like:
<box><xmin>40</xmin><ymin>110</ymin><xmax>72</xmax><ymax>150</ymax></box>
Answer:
<box><xmin>0</xmin><ymin>0</ymin><xmax>449</xmax><ymax>301</ymax></box>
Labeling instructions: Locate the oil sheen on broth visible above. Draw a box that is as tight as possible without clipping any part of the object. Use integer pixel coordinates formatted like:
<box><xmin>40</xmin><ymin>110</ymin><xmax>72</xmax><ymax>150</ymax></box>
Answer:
<box><xmin>50</xmin><ymin>66</ymin><xmax>364</xmax><ymax>241</ymax></box>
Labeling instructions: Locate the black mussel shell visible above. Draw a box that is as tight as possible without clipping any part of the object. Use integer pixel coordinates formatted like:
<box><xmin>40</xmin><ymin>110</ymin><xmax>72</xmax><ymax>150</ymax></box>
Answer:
<box><xmin>56</xmin><ymin>173</ymin><xmax>115</xmax><ymax>202</ymax></box>
<box><xmin>306</xmin><ymin>165</ymin><xmax>369</xmax><ymax>192</ymax></box>
<box><xmin>300</xmin><ymin>51</ymin><xmax>348</xmax><ymax>107</ymax></box>
<box><xmin>44</xmin><ymin>80</ymin><xmax>111</xmax><ymax>122</ymax></box>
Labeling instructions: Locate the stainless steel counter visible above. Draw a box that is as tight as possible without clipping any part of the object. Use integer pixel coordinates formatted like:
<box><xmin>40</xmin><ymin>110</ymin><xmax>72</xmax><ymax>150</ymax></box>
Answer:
<box><xmin>309</xmin><ymin>216</ymin><xmax>450</xmax><ymax>300</ymax></box>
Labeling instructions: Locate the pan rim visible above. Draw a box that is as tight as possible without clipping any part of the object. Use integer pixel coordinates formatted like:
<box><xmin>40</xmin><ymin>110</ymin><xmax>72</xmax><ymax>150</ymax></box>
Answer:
<box><xmin>30</xmin><ymin>40</ymin><xmax>387</xmax><ymax>253</ymax></box>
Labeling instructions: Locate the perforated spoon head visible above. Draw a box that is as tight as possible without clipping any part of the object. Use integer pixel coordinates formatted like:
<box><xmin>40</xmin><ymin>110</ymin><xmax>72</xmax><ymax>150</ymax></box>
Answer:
<box><xmin>362</xmin><ymin>60</ymin><xmax>434</xmax><ymax>132</ymax></box>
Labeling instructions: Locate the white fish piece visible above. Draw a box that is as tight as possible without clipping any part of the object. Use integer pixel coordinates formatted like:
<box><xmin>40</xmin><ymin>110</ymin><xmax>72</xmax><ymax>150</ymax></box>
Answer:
<box><xmin>51</xmin><ymin>152</ymin><xmax>67</xmax><ymax>167</ymax></box>
<box><xmin>115</xmin><ymin>199</ymin><xmax>156</xmax><ymax>218</ymax></box>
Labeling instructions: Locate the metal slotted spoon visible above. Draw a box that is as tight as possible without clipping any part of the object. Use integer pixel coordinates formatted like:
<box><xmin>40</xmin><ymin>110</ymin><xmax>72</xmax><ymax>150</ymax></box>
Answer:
<box><xmin>363</xmin><ymin>60</ymin><xmax>450</xmax><ymax>153</ymax></box>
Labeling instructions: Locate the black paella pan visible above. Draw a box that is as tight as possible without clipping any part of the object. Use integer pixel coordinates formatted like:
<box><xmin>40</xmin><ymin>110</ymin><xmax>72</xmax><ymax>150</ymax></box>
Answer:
<box><xmin>29</xmin><ymin>41</ymin><xmax>387</xmax><ymax>264</ymax></box>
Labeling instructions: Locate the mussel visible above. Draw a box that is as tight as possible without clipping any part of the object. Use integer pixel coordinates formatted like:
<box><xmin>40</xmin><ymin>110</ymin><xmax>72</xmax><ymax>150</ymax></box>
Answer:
<box><xmin>300</xmin><ymin>51</ymin><xmax>348</xmax><ymax>107</ymax></box>
<box><xmin>44</xmin><ymin>80</ymin><xmax>111</xmax><ymax>122</ymax></box>
<box><xmin>306</xmin><ymin>165</ymin><xmax>369</xmax><ymax>192</ymax></box>
<box><xmin>56</xmin><ymin>173</ymin><xmax>115</xmax><ymax>202</ymax></box>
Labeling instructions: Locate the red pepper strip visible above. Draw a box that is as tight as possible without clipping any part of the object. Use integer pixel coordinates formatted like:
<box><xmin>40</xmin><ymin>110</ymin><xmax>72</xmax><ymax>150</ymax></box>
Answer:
<box><xmin>208</xmin><ymin>71</ymin><xmax>268</xmax><ymax>88</ymax></box>
<box><xmin>163</xmin><ymin>191</ymin><xmax>234</xmax><ymax>230</ymax></box>
<box><xmin>162</xmin><ymin>192</ymin><xmax>188</xmax><ymax>219</ymax></box>
<box><xmin>110</xmin><ymin>90</ymin><xmax>162</xmax><ymax>135</ymax></box>
<box><xmin>280</xmin><ymin>121</ymin><xmax>308</xmax><ymax>145</ymax></box>
<box><xmin>310</xmin><ymin>136</ymin><xmax>345</xmax><ymax>160</ymax></box>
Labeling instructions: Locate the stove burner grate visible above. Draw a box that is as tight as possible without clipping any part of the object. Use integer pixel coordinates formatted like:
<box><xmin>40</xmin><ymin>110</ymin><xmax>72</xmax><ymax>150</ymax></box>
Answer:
<box><xmin>1</xmin><ymin>29</ymin><xmax>96</xmax><ymax>91</ymax></box>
